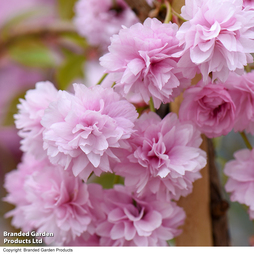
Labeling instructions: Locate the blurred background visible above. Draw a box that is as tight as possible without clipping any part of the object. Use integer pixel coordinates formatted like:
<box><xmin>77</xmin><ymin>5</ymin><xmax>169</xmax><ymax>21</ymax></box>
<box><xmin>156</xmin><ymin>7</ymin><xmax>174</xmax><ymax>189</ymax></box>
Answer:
<box><xmin>0</xmin><ymin>0</ymin><xmax>254</xmax><ymax>246</ymax></box>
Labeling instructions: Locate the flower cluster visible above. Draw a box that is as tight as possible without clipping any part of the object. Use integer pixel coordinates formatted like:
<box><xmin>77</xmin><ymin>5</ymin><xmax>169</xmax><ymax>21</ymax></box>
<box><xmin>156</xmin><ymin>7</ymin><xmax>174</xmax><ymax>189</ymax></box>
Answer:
<box><xmin>6</xmin><ymin>78</ymin><xmax>207</xmax><ymax>246</ymax></box>
<box><xmin>4</xmin><ymin>154</ymin><xmax>186</xmax><ymax>246</ymax></box>
<box><xmin>4</xmin><ymin>0</ymin><xmax>254</xmax><ymax>247</ymax></box>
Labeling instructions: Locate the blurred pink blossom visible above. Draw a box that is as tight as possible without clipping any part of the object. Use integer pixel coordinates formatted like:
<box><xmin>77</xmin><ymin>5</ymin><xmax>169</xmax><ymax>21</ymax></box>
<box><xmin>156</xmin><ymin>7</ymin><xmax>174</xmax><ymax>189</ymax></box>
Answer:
<box><xmin>114</xmin><ymin>112</ymin><xmax>206</xmax><ymax>200</ymax></box>
<box><xmin>73</xmin><ymin>0</ymin><xmax>139</xmax><ymax>51</ymax></box>
<box><xmin>41</xmin><ymin>84</ymin><xmax>138</xmax><ymax>181</ymax></box>
<box><xmin>95</xmin><ymin>185</ymin><xmax>185</xmax><ymax>246</ymax></box>
<box><xmin>0</xmin><ymin>0</ymin><xmax>56</xmax><ymax>27</ymax></box>
<box><xmin>224</xmin><ymin>148</ymin><xmax>254</xmax><ymax>220</ymax></box>
<box><xmin>176</xmin><ymin>0</ymin><xmax>254</xmax><ymax>82</ymax></box>
<box><xmin>179</xmin><ymin>79</ymin><xmax>236</xmax><ymax>138</ymax></box>
<box><xmin>0</xmin><ymin>63</ymin><xmax>43</xmax><ymax>123</ymax></box>
<box><xmin>100</xmin><ymin>18</ymin><xmax>190</xmax><ymax>109</ymax></box>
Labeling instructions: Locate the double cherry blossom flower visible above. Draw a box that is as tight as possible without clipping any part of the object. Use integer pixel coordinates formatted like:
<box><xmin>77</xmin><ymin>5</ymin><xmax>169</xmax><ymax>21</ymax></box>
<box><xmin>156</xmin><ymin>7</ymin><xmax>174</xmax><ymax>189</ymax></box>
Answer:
<box><xmin>176</xmin><ymin>0</ymin><xmax>254</xmax><ymax>82</ymax></box>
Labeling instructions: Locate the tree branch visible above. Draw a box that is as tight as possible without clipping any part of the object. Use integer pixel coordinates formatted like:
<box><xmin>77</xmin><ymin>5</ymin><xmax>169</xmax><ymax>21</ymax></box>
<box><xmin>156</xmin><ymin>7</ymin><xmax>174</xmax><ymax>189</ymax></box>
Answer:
<box><xmin>208</xmin><ymin>138</ymin><xmax>230</xmax><ymax>246</ymax></box>
<box><xmin>123</xmin><ymin>0</ymin><xmax>153</xmax><ymax>22</ymax></box>
<box><xmin>0</xmin><ymin>21</ymin><xmax>77</xmax><ymax>57</ymax></box>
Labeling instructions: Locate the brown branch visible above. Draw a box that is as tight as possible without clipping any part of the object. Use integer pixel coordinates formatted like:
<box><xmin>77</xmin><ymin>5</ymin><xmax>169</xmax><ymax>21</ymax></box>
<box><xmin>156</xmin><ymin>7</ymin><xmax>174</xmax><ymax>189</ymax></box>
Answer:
<box><xmin>123</xmin><ymin>0</ymin><xmax>153</xmax><ymax>22</ymax></box>
<box><xmin>208</xmin><ymin>138</ymin><xmax>230</xmax><ymax>246</ymax></box>
<box><xmin>174</xmin><ymin>135</ymin><xmax>213</xmax><ymax>246</ymax></box>
<box><xmin>4</xmin><ymin>21</ymin><xmax>76</xmax><ymax>38</ymax></box>
<box><xmin>0</xmin><ymin>21</ymin><xmax>77</xmax><ymax>57</ymax></box>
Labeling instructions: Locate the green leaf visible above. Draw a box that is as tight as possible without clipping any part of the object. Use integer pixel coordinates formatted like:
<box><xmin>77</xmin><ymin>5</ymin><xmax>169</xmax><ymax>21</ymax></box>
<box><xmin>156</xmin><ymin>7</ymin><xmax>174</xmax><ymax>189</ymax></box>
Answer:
<box><xmin>55</xmin><ymin>54</ymin><xmax>85</xmax><ymax>90</ymax></box>
<box><xmin>167</xmin><ymin>239</ymin><xmax>175</xmax><ymax>246</ymax></box>
<box><xmin>57</xmin><ymin>0</ymin><xmax>78</xmax><ymax>20</ymax></box>
<box><xmin>8</xmin><ymin>40</ymin><xmax>56</xmax><ymax>68</ymax></box>
<box><xmin>92</xmin><ymin>173</ymin><xmax>124</xmax><ymax>189</ymax></box>
<box><xmin>2</xmin><ymin>91</ymin><xmax>26</xmax><ymax>126</ymax></box>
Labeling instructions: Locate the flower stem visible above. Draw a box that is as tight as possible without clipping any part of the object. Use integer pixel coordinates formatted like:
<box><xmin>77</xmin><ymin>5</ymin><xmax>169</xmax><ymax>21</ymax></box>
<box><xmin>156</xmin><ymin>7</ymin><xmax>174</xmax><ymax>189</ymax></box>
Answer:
<box><xmin>240</xmin><ymin>132</ymin><xmax>252</xmax><ymax>150</ymax></box>
<box><xmin>87</xmin><ymin>172</ymin><xmax>94</xmax><ymax>181</ymax></box>
<box><xmin>97</xmin><ymin>73</ymin><xmax>108</xmax><ymax>85</ymax></box>
<box><xmin>171</xmin><ymin>8</ymin><xmax>187</xmax><ymax>22</ymax></box>
<box><xmin>149</xmin><ymin>97</ymin><xmax>156</xmax><ymax>112</ymax></box>
<box><xmin>164</xmin><ymin>1</ymin><xmax>172</xmax><ymax>24</ymax></box>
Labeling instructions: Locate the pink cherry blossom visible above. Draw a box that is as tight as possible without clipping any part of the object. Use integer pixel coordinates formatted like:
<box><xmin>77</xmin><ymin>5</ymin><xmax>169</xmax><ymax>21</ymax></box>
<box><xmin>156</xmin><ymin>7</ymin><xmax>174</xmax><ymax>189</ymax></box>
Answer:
<box><xmin>114</xmin><ymin>112</ymin><xmax>207</xmax><ymax>200</ymax></box>
<box><xmin>41</xmin><ymin>84</ymin><xmax>138</xmax><ymax>181</ymax></box>
<box><xmin>176</xmin><ymin>0</ymin><xmax>254</xmax><ymax>82</ymax></box>
<box><xmin>224</xmin><ymin>148</ymin><xmax>254</xmax><ymax>220</ymax></box>
<box><xmin>100</xmin><ymin>17</ymin><xmax>190</xmax><ymax>109</ymax></box>
<box><xmin>22</xmin><ymin>165</ymin><xmax>95</xmax><ymax>245</ymax></box>
<box><xmin>179</xmin><ymin>79</ymin><xmax>236</xmax><ymax>138</ymax></box>
<box><xmin>66</xmin><ymin>184</ymin><xmax>106</xmax><ymax>246</ymax></box>
<box><xmin>3</xmin><ymin>153</ymin><xmax>50</xmax><ymax>232</ymax></box>
<box><xmin>14</xmin><ymin>81</ymin><xmax>58</xmax><ymax>160</ymax></box>
<box><xmin>243</xmin><ymin>0</ymin><xmax>254</xmax><ymax>9</ymax></box>
<box><xmin>73</xmin><ymin>0</ymin><xmax>139</xmax><ymax>51</ymax></box>
<box><xmin>225</xmin><ymin>71</ymin><xmax>254</xmax><ymax>135</ymax></box>
<box><xmin>95</xmin><ymin>185</ymin><xmax>185</xmax><ymax>246</ymax></box>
